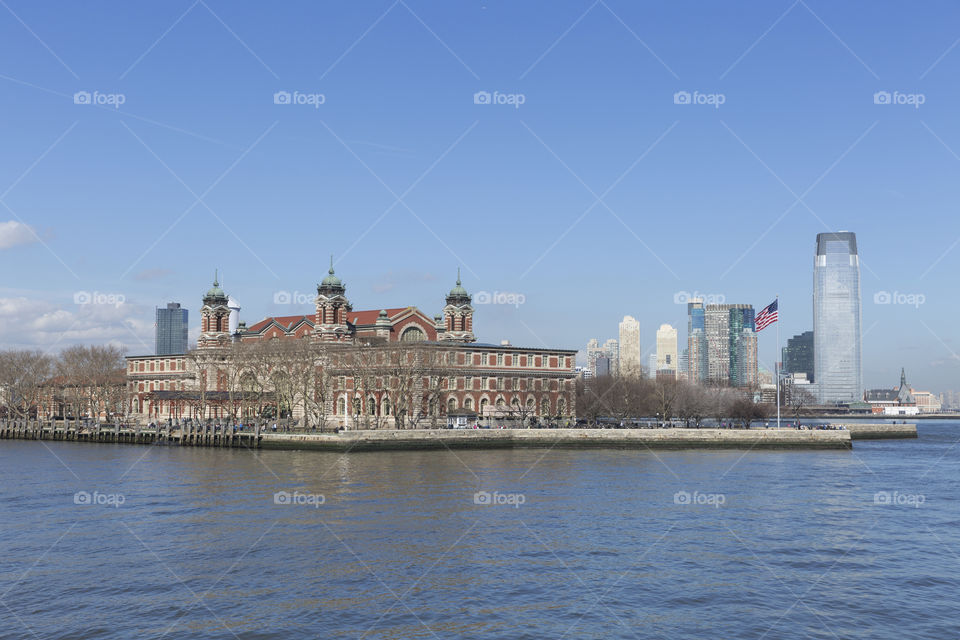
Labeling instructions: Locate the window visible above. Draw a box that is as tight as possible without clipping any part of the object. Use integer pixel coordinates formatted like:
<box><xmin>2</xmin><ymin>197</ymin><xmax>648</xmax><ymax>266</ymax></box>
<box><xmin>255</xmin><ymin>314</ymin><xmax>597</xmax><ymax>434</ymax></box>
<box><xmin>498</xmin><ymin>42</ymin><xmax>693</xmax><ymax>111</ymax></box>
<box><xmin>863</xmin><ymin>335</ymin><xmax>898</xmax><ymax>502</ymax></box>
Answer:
<box><xmin>464</xmin><ymin>397</ymin><xmax>474</xmax><ymax>411</ymax></box>
<box><xmin>401</xmin><ymin>326</ymin><xmax>426</xmax><ymax>342</ymax></box>
<box><xmin>466</xmin><ymin>376</ymin><xmax>473</xmax><ymax>389</ymax></box>
<box><xmin>497</xmin><ymin>353</ymin><xmax>503</xmax><ymax>366</ymax></box>
<box><xmin>447</xmin><ymin>398</ymin><xmax>457</xmax><ymax>411</ymax></box>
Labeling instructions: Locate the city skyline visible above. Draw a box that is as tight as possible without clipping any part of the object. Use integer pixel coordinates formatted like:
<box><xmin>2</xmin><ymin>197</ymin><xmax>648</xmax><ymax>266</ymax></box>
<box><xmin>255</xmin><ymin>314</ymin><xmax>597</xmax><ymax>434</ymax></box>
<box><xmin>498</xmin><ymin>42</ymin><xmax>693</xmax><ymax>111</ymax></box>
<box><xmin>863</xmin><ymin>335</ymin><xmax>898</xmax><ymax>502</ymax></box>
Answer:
<box><xmin>0</xmin><ymin>2</ymin><xmax>958</xmax><ymax>393</ymax></box>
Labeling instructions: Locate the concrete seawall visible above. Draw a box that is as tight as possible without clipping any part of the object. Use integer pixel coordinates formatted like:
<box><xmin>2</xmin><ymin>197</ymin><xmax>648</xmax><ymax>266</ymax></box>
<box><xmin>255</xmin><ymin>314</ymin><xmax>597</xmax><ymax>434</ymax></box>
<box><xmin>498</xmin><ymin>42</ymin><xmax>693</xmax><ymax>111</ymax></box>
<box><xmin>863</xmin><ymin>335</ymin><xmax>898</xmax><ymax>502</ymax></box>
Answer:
<box><xmin>840</xmin><ymin>423</ymin><xmax>918</xmax><ymax>440</ymax></box>
<box><xmin>260</xmin><ymin>428</ymin><xmax>852</xmax><ymax>451</ymax></box>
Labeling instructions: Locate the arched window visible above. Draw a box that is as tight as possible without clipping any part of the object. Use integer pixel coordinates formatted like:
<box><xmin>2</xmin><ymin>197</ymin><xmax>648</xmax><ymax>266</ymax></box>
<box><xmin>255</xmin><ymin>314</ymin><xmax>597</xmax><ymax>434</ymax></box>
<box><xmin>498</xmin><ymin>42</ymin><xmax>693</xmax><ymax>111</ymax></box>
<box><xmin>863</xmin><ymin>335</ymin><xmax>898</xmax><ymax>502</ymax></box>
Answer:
<box><xmin>400</xmin><ymin>326</ymin><xmax>426</xmax><ymax>342</ymax></box>
<box><xmin>480</xmin><ymin>398</ymin><xmax>489</xmax><ymax>415</ymax></box>
<box><xmin>540</xmin><ymin>398</ymin><xmax>550</xmax><ymax>416</ymax></box>
<box><xmin>368</xmin><ymin>397</ymin><xmax>377</xmax><ymax>416</ymax></box>
<box><xmin>447</xmin><ymin>397</ymin><xmax>457</xmax><ymax>411</ymax></box>
<box><xmin>337</xmin><ymin>397</ymin><xmax>346</xmax><ymax>416</ymax></box>
<box><xmin>382</xmin><ymin>398</ymin><xmax>391</xmax><ymax>416</ymax></box>
<box><xmin>464</xmin><ymin>397</ymin><xmax>474</xmax><ymax>411</ymax></box>
<box><xmin>558</xmin><ymin>398</ymin><xmax>566</xmax><ymax>416</ymax></box>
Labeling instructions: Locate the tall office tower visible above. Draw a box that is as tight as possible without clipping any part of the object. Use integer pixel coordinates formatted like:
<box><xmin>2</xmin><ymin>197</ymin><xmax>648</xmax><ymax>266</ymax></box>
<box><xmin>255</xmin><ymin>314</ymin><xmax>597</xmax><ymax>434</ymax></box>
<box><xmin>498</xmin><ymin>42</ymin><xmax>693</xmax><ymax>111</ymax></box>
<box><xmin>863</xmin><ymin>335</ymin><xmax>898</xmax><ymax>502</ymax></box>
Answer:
<box><xmin>619</xmin><ymin>316</ymin><xmax>642</xmax><ymax>377</ymax></box>
<box><xmin>687</xmin><ymin>298</ymin><xmax>707</xmax><ymax>383</ymax></box>
<box><xmin>782</xmin><ymin>330</ymin><xmax>815</xmax><ymax>382</ymax></box>
<box><xmin>813</xmin><ymin>232</ymin><xmax>862</xmax><ymax>404</ymax></box>
<box><xmin>603</xmin><ymin>338</ymin><xmax>620</xmax><ymax>376</ymax></box>
<box><xmin>679</xmin><ymin>349</ymin><xmax>689</xmax><ymax>380</ymax></box>
<box><xmin>586</xmin><ymin>338</ymin><xmax>603</xmax><ymax>377</ymax></box>
<box><xmin>704</xmin><ymin>304</ymin><xmax>757</xmax><ymax>387</ymax></box>
<box><xmin>595</xmin><ymin>355</ymin><xmax>611</xmax><ymax>377</ymax></box>
<box><xmin>156</xmin><ymin>302</ymin><xmax>189</xmax><ymax>355</ymax></box>
<box><xmin>656</xmin><ymin>324</ymin><xmax>678</xmax><ymax>374</ymax></box>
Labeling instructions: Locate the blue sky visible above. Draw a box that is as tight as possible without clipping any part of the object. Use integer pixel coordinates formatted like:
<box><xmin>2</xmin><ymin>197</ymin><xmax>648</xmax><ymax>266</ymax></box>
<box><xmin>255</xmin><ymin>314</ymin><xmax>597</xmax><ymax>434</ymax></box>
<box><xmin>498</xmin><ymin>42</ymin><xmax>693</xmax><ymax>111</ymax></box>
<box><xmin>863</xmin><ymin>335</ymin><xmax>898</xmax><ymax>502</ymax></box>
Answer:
<box><xmin>0</xmin><ymin>1</ymin><xmax>958</xmax><ymax>393</ymax></box>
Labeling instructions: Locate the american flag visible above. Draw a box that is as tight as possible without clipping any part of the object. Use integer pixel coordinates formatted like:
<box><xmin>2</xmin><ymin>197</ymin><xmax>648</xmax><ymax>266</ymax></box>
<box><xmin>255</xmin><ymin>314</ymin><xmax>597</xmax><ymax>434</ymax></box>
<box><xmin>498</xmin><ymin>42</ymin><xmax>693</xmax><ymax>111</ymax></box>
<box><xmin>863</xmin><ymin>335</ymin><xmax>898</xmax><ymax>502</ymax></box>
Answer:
<box><xmin>756</xmin><ymin>299</ymin><xmax>778</xmax><ymax>331</ymax></box>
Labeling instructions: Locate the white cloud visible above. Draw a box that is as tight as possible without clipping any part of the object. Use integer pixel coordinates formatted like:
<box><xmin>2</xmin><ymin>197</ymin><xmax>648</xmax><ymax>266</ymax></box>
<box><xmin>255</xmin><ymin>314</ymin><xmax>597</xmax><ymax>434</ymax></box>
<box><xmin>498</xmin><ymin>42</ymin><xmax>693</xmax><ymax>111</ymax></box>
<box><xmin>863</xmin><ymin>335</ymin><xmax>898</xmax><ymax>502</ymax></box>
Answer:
<box><xmin>0</xmin><ymin>296</ymin><xmax>153</xmax><ymax>354</ymax></box>
<box><xmin>0</xmin><ymin>221</ymin><xmax>39</xmax><ymax>250</ymax></box>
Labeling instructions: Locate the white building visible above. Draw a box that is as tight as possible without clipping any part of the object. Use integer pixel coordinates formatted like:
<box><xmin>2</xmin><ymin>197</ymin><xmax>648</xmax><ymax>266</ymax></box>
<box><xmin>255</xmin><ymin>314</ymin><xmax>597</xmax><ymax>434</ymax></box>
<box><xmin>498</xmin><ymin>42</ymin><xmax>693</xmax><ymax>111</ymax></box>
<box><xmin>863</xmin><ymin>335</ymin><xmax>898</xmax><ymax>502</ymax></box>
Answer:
<box><xmin>619</xmin><ymin>316</ymin><xmax>642</xmax><ymax>378</ymax></box>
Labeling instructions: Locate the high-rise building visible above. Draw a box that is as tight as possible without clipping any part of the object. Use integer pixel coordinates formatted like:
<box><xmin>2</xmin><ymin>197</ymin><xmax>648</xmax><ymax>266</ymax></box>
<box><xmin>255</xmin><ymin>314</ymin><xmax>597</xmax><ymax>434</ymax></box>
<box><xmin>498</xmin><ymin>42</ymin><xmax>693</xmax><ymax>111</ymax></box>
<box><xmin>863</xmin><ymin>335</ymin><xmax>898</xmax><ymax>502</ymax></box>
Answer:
<box><xmin>586</xmin><ymin>338</ymin><xmax>603</xmax><ymax>376</ymax></box>
<box><xmin>603</xmin><ymin>338</ymin><xmax>620</xmax><ymax>376</ymax></box>
<box><xmin>704</xmin><ymin>304</ymin><xmax>757</xmax><ymax>388</ymax></box>
<box><xmin>656</xmin><ymin>324</ymin><xmax>678</xmax><ymax>374</ymax></box>
<box><xmin>586</xmin><ymin>338</ymin><xmax>619</xmax><ymax>377</ymax></box>
<box><xmin>595</xmin><ymin>355</ymin><xmax>611</xmax><ymax>377</ymax></box>
<box><xmin>782</xmin><ymin>330</ymin><xmax>814</xmax><ymax>382</ymax></box>
<box><xmin>156</xmin><ymin>302</ymin><xmax>189</xmax><ymax>355</ymax></box>
<box><xmin>813</xmin><ymin>232</ymin><xmax>862</xmax><ymax>404</ymax></box>
<box><xmin>687</xmin><ymin>298</ymin><xmax>707</xmax><ymax>383</ymax></box>
<box><xmin>619</xmin><ymin>316</ymin><xmax>642</xmax><ymax>377</ymax></box>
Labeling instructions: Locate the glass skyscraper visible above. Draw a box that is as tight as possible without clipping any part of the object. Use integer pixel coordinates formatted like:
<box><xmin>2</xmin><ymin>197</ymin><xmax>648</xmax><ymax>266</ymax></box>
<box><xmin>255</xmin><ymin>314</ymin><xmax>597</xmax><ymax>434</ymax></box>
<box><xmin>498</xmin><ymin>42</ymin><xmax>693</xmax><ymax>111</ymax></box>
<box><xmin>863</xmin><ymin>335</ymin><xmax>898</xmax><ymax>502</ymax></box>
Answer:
<box><xmin>156</xmin><ymin>302</ymin><xmax>189</xmax><ymax>355</ymax></box>
<box><xmin>813</xmin><ymin>232</ymin><xmax>862</xmax><ymax>404</ymax></box>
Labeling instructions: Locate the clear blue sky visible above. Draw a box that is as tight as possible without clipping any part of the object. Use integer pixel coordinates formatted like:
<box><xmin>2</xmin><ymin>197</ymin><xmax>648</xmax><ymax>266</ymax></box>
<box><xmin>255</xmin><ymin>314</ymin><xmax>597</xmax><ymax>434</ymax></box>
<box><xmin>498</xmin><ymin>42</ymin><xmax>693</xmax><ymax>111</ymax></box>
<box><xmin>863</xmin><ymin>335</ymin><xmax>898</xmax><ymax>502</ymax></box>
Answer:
<box><xmin>0</xmin><ymin>1</ymin><xmax>958</xmax><ymax>393</ymax></box>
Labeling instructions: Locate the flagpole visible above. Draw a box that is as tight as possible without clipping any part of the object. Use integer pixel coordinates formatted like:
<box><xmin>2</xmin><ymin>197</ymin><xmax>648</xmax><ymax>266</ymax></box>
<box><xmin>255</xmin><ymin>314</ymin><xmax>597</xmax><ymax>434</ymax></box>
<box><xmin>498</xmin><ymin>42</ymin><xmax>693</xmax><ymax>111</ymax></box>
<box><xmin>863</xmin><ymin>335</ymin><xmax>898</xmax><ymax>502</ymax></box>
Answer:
<box><xmin>776</xmin><ymin>294</ymin><xmax>781</xmax><ymax>430</ymax></box>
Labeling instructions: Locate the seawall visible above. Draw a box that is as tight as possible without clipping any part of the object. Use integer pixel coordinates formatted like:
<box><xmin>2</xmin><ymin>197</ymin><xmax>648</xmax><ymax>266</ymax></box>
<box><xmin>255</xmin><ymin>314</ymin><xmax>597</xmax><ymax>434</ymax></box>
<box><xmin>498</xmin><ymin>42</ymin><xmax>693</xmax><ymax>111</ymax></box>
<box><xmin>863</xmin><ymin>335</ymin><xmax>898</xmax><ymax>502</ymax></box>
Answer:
<box><xmin>839</xmin><ymin>423</ymin><xmax>918</xmax><ymax>440</ymax></box>
<box><xmin>259</xmin><ymin>428</ymin><xmax>852</xmax><ymax>451</ymax></box>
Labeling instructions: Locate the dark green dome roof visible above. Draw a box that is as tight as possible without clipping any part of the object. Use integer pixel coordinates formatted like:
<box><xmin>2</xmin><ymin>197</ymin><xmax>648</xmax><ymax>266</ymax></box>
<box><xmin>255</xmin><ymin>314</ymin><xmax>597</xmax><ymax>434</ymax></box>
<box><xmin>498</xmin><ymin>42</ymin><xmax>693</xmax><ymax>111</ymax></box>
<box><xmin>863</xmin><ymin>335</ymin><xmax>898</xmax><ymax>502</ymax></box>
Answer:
<box><xmin>320</xmin><ymin>256</ymin><xmax>342</xmax><ymax>288</ymax></box>
<box><xmin>447</xmin><ymin>269</ymin><xmax>470</xmax><ymax>300</ymax></box>
<box><xmin>205</xmin><ymin>272</ymin><xmax>226</xmax><ymax>299</ymax></box>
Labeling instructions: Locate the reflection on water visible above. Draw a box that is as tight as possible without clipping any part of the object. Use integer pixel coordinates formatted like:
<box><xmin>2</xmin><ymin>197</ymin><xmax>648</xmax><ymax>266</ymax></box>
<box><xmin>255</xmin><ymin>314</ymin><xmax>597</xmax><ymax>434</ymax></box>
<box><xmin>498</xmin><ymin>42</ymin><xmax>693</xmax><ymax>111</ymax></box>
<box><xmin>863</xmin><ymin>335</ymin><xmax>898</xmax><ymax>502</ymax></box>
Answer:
<box><xmin>1</xmin><ymin>423</ymin><xmax>959</xmax><ymax>639</ymax></box>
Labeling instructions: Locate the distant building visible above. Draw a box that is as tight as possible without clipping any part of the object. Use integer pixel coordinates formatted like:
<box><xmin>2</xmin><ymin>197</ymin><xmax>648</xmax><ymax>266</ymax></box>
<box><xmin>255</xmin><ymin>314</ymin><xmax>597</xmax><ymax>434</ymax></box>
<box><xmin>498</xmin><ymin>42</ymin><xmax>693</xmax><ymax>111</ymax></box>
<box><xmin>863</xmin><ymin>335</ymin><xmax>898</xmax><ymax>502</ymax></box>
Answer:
<box><xmin>656</xmin><ymin>324</ymin><xmax>678</xmax><ymax>375</ymax></box>
<box><xmin>586</xmin><ymin>339</ymin><xmax>603</xmax><ymax>377</ymax></box>
<box><xmin>603</xmin><ymin>338</ymin><xmax>619</xmax><ymax>376</ymax></box>
<box><xmin>619</xmin><ymin>316</ymin><xmax>642</xmax><ymax>377</ymax></box>
<box><xmin>156</xmin><ymin>302</ymin><xmax>188</xmax><ymax>355</ymax></box>
<box><xmin>782</xmin><ymin>330</ymin><xmax>814</xmax><ymax>382</ymax></box>
<box><xmin>595</xmin><ymin>355</ymin><xmax>611</xmax><ymax>377</ymax></box>
<box><xmin>704</xmin><ymin>304</ymin><xmax>757</xmax><ymax>388</ymax></box>
<box><xmin>814</xmin><ymin>232</ymin><xmax>862</xmax><ymax>404</ymax></box>
<box><xmin>865</xmin><ymin>369</ymin><xmax>919</xmax><ymax>415</ymax></box>
<box><xmin>686</xmin><ymin>299</ymin><xmax>707</xmax><ymax>383</ymax></box>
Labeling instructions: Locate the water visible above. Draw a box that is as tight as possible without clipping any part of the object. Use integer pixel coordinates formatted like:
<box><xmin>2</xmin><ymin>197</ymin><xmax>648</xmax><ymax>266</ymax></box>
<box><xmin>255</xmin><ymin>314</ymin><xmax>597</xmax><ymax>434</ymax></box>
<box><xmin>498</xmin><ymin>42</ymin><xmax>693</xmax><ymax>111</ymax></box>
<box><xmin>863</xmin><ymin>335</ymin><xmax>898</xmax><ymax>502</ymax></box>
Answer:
<box><xmin>2</xmin><ymin>422</ymin><xmax>959</xmax><ymax>639</ymax></box>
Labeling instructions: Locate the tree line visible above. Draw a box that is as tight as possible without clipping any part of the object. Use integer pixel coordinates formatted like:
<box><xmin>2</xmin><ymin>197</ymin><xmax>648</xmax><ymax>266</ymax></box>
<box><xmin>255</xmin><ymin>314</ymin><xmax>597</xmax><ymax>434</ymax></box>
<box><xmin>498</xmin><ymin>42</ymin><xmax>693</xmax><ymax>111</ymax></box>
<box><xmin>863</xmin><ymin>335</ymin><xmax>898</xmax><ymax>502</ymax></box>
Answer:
<box><xmin>576</xmin><ymin>375</ymin><xmax>773</xmax><ymax>427</ymax></box>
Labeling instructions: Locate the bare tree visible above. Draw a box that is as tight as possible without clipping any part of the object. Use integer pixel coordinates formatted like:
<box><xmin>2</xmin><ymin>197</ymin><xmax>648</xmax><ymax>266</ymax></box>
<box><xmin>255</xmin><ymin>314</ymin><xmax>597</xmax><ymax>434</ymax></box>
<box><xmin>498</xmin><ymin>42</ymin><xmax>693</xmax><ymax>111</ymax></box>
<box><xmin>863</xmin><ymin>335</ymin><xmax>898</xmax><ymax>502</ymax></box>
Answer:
<box><xmin>0</xmin><ymin>349</ymin><xmax>53</xmax><ymax>420</ymax></box>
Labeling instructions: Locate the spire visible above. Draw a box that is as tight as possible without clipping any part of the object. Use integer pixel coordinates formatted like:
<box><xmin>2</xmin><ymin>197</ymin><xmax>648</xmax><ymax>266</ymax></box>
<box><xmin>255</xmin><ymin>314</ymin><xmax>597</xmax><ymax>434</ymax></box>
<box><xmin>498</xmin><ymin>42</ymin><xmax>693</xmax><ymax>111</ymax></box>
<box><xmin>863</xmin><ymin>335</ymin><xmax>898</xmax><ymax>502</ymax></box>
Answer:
<box><xmin>214</xmin><ymin>269</ymin><xmax>219</xmax><ymax>287</ymax></box>
<box><xmin>900</xmin><ymin>367</ymin><xmax>907</xmax><ymax>387</ymax></box>
<box><xmin>456</xmin><ymin>267</ymin><xmax>461</xmax><ymax>286</ymax></box>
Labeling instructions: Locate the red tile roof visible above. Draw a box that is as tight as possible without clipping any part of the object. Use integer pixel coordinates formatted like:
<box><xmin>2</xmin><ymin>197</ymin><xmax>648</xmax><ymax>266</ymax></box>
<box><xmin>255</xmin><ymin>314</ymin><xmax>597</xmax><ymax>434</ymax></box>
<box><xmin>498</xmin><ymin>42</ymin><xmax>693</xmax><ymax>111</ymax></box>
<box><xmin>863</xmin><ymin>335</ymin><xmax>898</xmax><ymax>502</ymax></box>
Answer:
<box><xmin>246</xmin><ymin>308</ymin><xmax>418</xmax><ymax>334</ymax></box>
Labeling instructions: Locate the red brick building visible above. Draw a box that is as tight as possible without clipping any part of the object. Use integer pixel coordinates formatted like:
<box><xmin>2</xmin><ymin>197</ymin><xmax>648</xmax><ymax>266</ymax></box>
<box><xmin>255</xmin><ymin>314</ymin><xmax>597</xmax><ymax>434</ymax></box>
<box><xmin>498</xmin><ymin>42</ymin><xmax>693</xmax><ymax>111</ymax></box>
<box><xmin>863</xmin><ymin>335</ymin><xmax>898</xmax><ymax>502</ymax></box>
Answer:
<box><xmin>127</xmin><ymin>266</ymin><xmax>576</xmax><ymax>427</ymax></box>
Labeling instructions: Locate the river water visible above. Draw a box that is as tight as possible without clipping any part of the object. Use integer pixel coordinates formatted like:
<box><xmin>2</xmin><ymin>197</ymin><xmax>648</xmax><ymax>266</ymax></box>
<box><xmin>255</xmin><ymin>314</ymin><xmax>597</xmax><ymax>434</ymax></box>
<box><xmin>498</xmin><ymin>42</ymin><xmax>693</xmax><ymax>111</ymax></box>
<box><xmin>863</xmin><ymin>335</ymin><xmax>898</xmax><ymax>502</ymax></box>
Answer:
<box><xmin>1</xmin><ymin>421</ymin><xmax>958</xmax><ymax>639</ymax></box>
